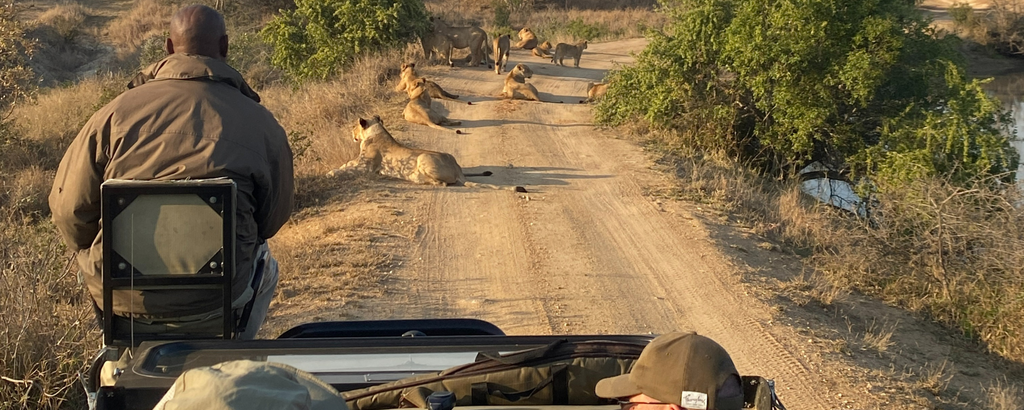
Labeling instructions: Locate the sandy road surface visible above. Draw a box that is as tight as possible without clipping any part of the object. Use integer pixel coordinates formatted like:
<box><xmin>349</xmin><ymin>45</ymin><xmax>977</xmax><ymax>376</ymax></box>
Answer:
<box><xmin>300</xmin><ymin>39</ymin><xmax>834</xmax><ymax>409</ymax></box>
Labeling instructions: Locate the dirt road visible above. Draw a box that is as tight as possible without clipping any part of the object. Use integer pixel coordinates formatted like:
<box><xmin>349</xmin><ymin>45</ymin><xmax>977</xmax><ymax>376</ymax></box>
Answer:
<box><xmin>268</xmin><ymin>39</ymin><xmax>841</xmax><ymax>409</ymax></box>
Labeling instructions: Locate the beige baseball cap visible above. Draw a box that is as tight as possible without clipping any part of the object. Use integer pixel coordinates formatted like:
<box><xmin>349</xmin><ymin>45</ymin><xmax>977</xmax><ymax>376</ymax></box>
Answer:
<box><xmin>595</xmin><ymin>332</ymin><xmax>744</xmax><ymax>410</ymax></box>
<box><xmin>152</xmin><ymin>360</ymin><xmax>347</xmax><ymax>410</ymax></box>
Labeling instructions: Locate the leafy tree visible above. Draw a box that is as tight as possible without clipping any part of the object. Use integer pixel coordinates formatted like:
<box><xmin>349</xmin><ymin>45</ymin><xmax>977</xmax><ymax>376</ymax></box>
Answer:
<box><xmin>260</xmin><ymin>0</ymin><xmax>430</xmax><ymax>81</ymax></box>
<box><xmin>598</xmin><ymin>0</ymin><xmax>1018</xmax><ymax>188</ymax></box>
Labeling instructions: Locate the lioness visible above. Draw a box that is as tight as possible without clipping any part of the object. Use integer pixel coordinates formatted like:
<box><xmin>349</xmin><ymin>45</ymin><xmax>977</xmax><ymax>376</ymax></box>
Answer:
<box><xmin>499</xmin><ymin>63</ymin><xmax>559</xmax><ymax>103</ymax></box>
<box><xmin>394</xmin><ymin>63</ymin><xmax>459</xmax><ymax>100</ymax></box>
<box><xmin>580</xmin><ymin>82</ymin><xmax>608</xmax><ymax>103</ymax></box>
<box><xmin>493</xmin><ymin>34</ymin><xmax>510</xmax><ymax>74</ymax></box>
<box><xmin>533</xmin><ymin>41</ymin><xmax>553</xmax><ymax>58</ymax></box>
<box><xmin>328</xmin><ymin>116</ymin><xmax>526</xmax><ymax>192</ymax></box>
<box><xmin>552</xmin><ymin>40</ymin><xmax>588</xmax><ymax>67</ymax></box>
<box><xmin>404</xmin><ymin>79</ymin><xmax>461</xmax><ymax>132</ymax></box>
<box><xmin>515</xmin><ymin>27</ymin><xmax>538</xmax><ymax>49</ymax></box>
<box><xmin>431</xmin><ymin>17</ymin><xmax>491</xmax><ymax>68</ymax></box>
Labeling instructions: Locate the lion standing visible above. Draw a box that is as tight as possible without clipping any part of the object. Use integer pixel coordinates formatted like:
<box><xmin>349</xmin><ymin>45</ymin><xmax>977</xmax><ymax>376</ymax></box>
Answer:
<box><xmin>431</xmin><ymin>17</ymin><xmax>491</xmax><ymax>68</ymax></box>
<box><xmin>394</xmin><ymin>63</ymin><xmax>459</xmax><ymax>100</ymax></box>
<box><xmin>329</xmin><ymin>116</ymin><xmax>525</xmax><ymax>192</ymax></box>
<box><xmin>493</xmin><ymin>34</ymin><xmax>511</xmax><ymax>74</ymax></box>
<box><xmin>552</xmin><ymin>40</ymin><xmax>588</xmax><ymax>67</ymax></box>
<box><xmin>404</xmin><ymin>79</ymin><xmax>462</xmax><ymax>132</ymax></box>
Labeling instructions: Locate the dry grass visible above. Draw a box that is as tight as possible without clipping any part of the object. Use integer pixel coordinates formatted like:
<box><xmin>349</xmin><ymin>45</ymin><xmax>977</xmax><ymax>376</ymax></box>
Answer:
<box><xmin>103</xmin><ymin>0</ymin><xmax>173</xmax><ymax>57</ymax></box>
<box><xmin>260</xmin><ymin>49</ymin><xmax>406</xmax><ymax>179</ymax></box>
<box><xmin>0</xmin><ymin>214</ymin><xmax>98</xmax><ymax>409</ymax></box>
<box><xmin>984</xmin><ymin>378</ymin><xmax>1024</xmax><ymax>410</ymax></box>
<box><xmin>915</xmin><ymin>359</ymin><xmax>954</xmax><ymax>396</ymax></box>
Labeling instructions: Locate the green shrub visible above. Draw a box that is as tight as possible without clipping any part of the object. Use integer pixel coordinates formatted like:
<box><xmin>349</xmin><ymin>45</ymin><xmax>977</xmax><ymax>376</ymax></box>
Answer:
<box><xmin>597</xmin><ymin>0</ymin><xmax>1018</xmax><ymax>188</ymax></box>
<box><xmin>565</xmin><ymin>17</ymin><xmax>605</xmax><ymax>40</ymax></box>
<box><xmin>260</xmin><ymin>0</ymin><xmax>431</xmax><ymax>81</ymax></box>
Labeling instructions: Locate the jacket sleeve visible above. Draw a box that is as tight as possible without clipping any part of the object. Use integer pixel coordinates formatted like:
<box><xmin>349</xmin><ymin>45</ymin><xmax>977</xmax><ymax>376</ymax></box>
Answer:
<box><xmin>255</xmin><ymin>121</ymin><xmax>294</xmax><ymax>240</ymax></box>
<box><xmin>49</xmin><ymin>113</ymin><xmax>111</xmax><ymax>251</ymax></box>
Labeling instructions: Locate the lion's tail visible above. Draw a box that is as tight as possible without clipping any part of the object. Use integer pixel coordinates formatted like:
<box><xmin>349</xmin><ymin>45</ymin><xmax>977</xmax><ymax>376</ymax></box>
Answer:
<box><xmin>463</xmin><ymin>181</ymin><xmax>528</xmax><ymax>192</ymax></box>
<box><xmin>440</xmin><ymin>89</ymin><xmax>460</xmax><ymax>99</ymax></box>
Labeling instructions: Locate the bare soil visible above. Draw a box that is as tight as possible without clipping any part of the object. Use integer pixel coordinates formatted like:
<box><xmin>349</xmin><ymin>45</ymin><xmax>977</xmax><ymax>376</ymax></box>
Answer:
<box><xmin>263</xmin><ymin>40</ymin><xmax>1021</xmax><ymax>409</ymax></box>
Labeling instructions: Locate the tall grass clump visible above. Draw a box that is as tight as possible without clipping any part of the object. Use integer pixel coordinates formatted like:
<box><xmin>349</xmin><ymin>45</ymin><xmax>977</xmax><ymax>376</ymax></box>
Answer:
<box><xmin>104</xmin><ymin>0</ymin><xmax>174</xmax><ymax>58</ymax></box>
<box><xmin>260</xmin><ymin>48</ymin><xmax>405</xmax><ymax>206</ymax></box>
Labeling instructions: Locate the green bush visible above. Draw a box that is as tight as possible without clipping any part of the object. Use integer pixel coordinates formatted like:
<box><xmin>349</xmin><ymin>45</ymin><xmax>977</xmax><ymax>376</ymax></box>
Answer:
<box><xmin>260</xmin><ymin>0</ymin><xmax>431</xmax><ymax>81</ymax></box>
<box><xmin>565</xmin><ymin>17</ymin><xmax>606</xmax><ymax>40</ymax></box>
<box><xmin>597</xmin><ymin>0</ymin><xmax>1018</xmax><ymax>188</ymax></box>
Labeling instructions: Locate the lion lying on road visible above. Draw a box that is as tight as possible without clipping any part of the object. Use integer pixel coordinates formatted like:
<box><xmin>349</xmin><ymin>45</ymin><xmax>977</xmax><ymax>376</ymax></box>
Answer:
<box><xmin>515</xmin><ymin>27</ymin><xmax>538</xmax><ymax>49</ymax></box>
<box><xmin>394</xmin><ymin>63</ymin><xmax>459</xmax><ymax>100</ymax></box>
<box><xmin>552</xmin><ymin>40</ymin><xmax>588</xmax><ymax>67</ymax></box>
<box><xmin>533</xmin><ymin>41</ymin><xmax>553</xmax><ymax>58</ymax></box>
<box><xmin>404</xmin><ymin>78</ymin><xmax>462</xmax><ymax>132</ymax></box>
<box><xmin>500</xmin><ymin>63</ymin><xmax>559</xmax><ymax>103</ymax></box>
<box><xmin>328</xmin><ymin>116</ymin><xmax>526</xmax><ymax>192</ymax></box>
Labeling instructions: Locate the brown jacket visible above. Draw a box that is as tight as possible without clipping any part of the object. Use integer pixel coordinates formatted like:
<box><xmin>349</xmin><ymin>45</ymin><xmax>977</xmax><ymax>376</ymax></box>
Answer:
<box><xmin>49</xmin><ymin>53</ymin><xmax>294</xmax><ymax>318</ymax></box>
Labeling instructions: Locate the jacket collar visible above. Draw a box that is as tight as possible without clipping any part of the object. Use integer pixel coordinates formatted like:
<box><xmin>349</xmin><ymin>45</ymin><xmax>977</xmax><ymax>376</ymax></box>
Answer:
<box><xmin>127</xmin><ymin>53</ymin><xmax>261</xmax><ymax>103</ymax></box>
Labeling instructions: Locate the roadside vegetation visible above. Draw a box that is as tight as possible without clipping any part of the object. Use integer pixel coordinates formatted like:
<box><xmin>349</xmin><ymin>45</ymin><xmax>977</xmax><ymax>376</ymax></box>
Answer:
<box><xmin>597</xmin><ymin>0</ymin><xmax>1024</xmax><ymax>380</ymax></box>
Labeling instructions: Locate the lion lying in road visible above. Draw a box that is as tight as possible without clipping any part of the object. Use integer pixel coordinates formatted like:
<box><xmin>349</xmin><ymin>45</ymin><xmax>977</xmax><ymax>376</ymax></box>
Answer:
<box><xmin>500</xmin><ymin>63</ymin><xmax>560</xmax><ymax>103</ymax></box>
<box><xmin>515</xmin><ymin>27</ymin><xmax>538</xmax><ymax>49</ymax></box>
<box><xmin>533</xmin><ymin>41</ymin><xmax>553</xmax><ymax>58</ymax></box>
<box><xmin>404</xmin><ymin>78</ymin><xmax>462</xmax><ymax>132</ymax></box>
<box><xmin>328</xmin><ymin>116</ymin><xmax>526</xmax><ymax>192</ymax></box>
<box><xmin>394</xmin><ymin>63</ymin><xmax>459</xmax><ymax>100</ymax></box>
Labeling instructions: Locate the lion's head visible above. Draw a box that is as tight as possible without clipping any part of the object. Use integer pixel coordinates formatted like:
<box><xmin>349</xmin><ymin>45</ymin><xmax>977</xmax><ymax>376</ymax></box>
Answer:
<box><xmin>511</xmin><ymin>63</ymin><xmax>533</xmax><ymax>79</ymax></box>
<box><xmin>352</xmin><ymin>116</ymin><xmax>386</xmax><ymax>143</ymax></box>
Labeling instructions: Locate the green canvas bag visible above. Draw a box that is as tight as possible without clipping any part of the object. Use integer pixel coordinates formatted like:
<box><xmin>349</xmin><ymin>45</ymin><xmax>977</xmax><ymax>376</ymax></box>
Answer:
<box><xmin>344</xmin><ymin>339</ymin><xmax>645</xmax><ymax>410</ymax></box>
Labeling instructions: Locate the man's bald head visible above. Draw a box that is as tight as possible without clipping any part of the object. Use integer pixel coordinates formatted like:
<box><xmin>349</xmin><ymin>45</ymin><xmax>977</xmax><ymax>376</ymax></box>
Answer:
<box><xmin>166</xmin><ymin>5</ymin><xmax>228</xmax><ymax>59</ymax></box>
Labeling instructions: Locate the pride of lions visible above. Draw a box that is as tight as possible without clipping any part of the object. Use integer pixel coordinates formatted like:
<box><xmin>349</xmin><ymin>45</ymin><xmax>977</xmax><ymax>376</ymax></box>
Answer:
<box><xmin>329</xmin><ymin>19</ymin><xmax>610</xmax><ymax>193</ymax></box>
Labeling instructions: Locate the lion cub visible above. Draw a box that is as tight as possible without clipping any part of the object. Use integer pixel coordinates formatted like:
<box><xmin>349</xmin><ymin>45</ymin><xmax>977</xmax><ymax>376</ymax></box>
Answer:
<box><xmin>404</xmin><ymin>78</ymin><xmax>462</xmax><ymax>133</ymax></box>
<box><xmin>394</xmin><ymin>63</ymin><xmax>459</xmax><ymax>100</ymax></box>
<box><xmin>580</xmin><ymin>82</ymin><xmax>608</xmax><ymax>103</ymax></box>
<box><xmin>533</xmin><ymin>41</ymin><xmax>553</xmax><ymax>58</ymax></box>
<box><xmin>552</xmin><ymin>40</ymin><xmax>588</xmax><ymax>67</ymax></box>
<box><xmin>493</xmin><ymin>34</ymin><xmax>511</xmax><ymax>74</ymax></box>
<box><xmin>329</xmin><ymin>116</ymin><xmax>526</xmax><ymax>192</ymax></box>
<box><xmin>500</xmin><ymin>63</ymin><xmax>559</xmax><ymax>103</ymax></box>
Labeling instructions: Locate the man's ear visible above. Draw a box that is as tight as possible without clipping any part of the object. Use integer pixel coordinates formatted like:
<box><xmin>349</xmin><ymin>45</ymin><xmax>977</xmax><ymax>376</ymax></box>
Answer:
<box><xmin>219</xmin><ymin>35</ymin><xmax>229</xmax><ymax>59</ymax></box>
<box><xmin>165</xmin><ymin>38</ymin><xmax>175</xmax><ymax>55</ymax></box>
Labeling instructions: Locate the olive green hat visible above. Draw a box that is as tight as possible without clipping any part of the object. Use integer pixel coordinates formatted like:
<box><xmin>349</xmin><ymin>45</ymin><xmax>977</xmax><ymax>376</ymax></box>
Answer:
<box><xmin>595</xmin><ymin>332</ymin><xmax>743</xmax><ymax>410</ymax></box>
<box><xmin>152</xmin><ymin>360</ymin><xmax>347</xmax><ymax>410</ymax></box>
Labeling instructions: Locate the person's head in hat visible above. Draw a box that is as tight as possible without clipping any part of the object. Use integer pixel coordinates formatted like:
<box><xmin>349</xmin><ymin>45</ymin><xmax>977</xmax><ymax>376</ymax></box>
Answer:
<box><xmin>596</xmin><ymin>332</ymin><xmax>744</xmax><ymax>410</ymax></box>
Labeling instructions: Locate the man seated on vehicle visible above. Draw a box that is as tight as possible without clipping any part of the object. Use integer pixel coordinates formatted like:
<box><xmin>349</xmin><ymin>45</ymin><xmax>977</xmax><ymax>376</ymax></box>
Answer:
<box><xmin>48</xmin><ymin>4</ymin><xmax>293</xmax><ymax>339</ymax></box>
<box><xmin>596</xmin><ymin>332</ymin><xmax>745</xmax><ymax>410</ymax></box>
